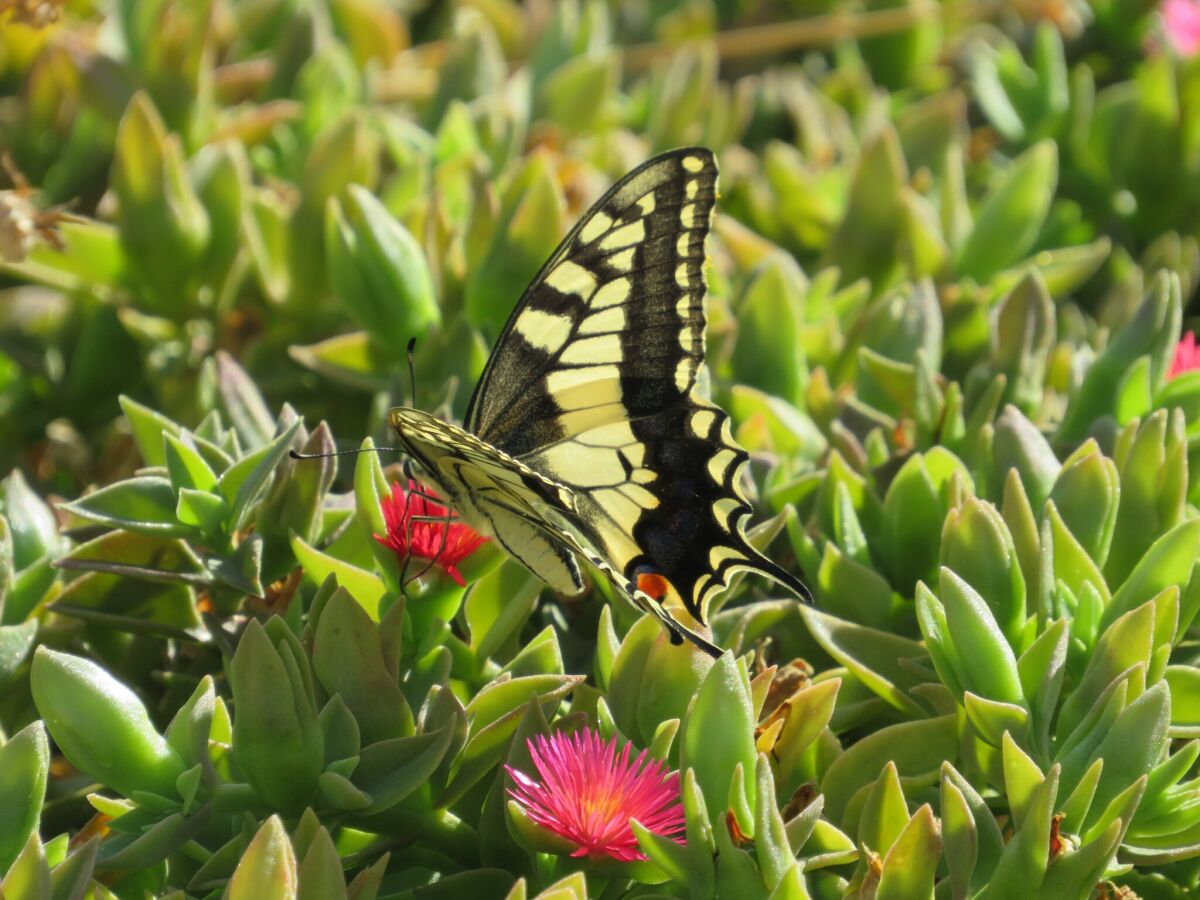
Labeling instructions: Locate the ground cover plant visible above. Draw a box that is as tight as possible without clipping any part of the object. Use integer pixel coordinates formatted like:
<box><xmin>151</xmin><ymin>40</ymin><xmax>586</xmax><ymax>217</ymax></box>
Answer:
<box><xmin>4</xmin><ymin>0</ymin><xmax>1200</xmax><ymax>897</ymax></box>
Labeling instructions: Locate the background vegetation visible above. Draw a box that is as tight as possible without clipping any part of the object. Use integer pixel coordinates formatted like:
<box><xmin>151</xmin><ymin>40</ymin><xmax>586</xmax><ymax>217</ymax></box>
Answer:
<box><xmin>2</xmin><ymin>0</ymin><xmax>1200</xmax><ymax>897</ymax></box>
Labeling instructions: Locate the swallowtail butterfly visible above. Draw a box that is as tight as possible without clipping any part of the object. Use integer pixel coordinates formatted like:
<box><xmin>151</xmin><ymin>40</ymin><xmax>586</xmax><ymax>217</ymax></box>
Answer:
<box><xmin>389</xmin><ymin>148</ymin><xmax>812</xmax><ymax>657</ymax></box>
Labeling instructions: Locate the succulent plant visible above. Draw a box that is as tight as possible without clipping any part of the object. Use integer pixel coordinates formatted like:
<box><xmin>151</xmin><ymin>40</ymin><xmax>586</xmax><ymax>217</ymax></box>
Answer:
<box><xmin>3</xmin><ymin>1</ymin><xmax>1200</xmax><ymax>897</ymax></box>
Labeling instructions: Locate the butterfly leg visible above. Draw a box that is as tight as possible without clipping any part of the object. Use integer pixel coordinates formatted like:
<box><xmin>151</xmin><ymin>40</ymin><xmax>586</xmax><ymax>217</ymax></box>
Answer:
<box><xmin>395</xmin><ymin>459</ymin><xmax>418</xmax><ymax>593</ymax></box>
<box><xmin>403</xmin><ymin>510</ymin><xmax>456</xmax><ymax>589</ymax></box>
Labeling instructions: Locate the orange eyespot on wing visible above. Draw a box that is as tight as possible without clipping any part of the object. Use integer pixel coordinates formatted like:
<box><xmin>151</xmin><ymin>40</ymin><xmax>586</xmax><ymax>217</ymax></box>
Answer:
<box><xmin>636</xmin><ymin>571</ymin><xmax>671</xmax><ymax>603</ymax></box>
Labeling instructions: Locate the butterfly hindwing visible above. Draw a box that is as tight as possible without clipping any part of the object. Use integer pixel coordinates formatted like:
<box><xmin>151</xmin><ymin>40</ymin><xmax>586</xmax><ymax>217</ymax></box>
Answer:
<box><xmin>390</xmin><ymin>406</ymin><xmax>724</xmax><ymax>656</ymax></box>
<box><xmin>389</xmin><ymin>408</ymin><xmax>585</xmax><ymax>595</ymax></box>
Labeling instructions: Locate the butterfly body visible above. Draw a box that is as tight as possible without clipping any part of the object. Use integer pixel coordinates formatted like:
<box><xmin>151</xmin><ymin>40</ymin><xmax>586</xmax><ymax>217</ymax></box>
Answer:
<box><xmin>390</xmin><ymin>147</ymin><xmax>811</xmax><ymax>657</ymax></box>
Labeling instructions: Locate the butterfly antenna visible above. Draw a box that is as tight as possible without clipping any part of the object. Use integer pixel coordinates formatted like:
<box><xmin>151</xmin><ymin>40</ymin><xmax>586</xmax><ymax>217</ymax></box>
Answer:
<box><xmin>407</xmin><ymin>337</ymin><xmax>418</xmax><ymax>408</ymax></box>
<box><xmin>290</xmin><ymin>446</ymin><xmax>404</xmax><ymax>461</ymax></box>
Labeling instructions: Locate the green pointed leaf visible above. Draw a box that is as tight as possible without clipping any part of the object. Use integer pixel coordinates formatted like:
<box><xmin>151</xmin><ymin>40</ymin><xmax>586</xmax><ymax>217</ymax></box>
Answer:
<box><xmin>875</xmin><ymin>804</ymin><xmax>940</xmax><ymax>900</ymax></box>
<box><xmin>32</xmin><ymin>647</ymin><xmax>185</xmax><ymax>799</ymax></box>
<box><xmin>291</xmin><ymin>535</ymin><xmax>385</xmax><ymax>620</ymax></box>
<box><xmin>956</xmin><ymin>141</ymin><xmax>1057</xmax><ymax>283</ymax></box>
<box><xmin>732</xmin><ymin>253</ymin><xmax>806</xmax><ymax>403</ymax></box>
<box><xmin>858</xmin><ymin>762</ymin><xmax>909</xmax><ymax>857</ymax></box>
<box><xmin>1103</xmin><ymin>519</ymin><xmax>1200</xmax><ymax>631</ymax></box>
<box><xmin>311</xmin><ymin>587</ymin><xmax>414</xmax><ymax>744</ymax></box>
<box><xmin>1048</xmin><ymin>440</ymin><xmax>1120</xmax><ymax>569</ymax></box>
<box><xmin>54</xmin><ymin>530</ymin><xmax>211</xmax><ymax>585</ymax></box>
<box><xmin>2</xmin><ymin>832</ymin><xmax>50</xmax><ymax>900</ymax></box>
<box><xmin>680</xmin><ymin>653</ymin><xmax>757</xmax><ymax>824</ymax></box>
<box><xmin>821</xmin><ymin>715</ymin><xmax>957</xmax><ymax>825</ymax></box>
<box><xmin>1058</xmin><ymin>272</ymin><xmax>1182</xmax><ymax>443</ymax></box>
<box><xmin>228</xmin><ymin>816</ymin><xmax>297</xmax><ymax>900</ymax></box>
<box><xmin>940</xmin><ymin>778</ymin><xmax>977</xmax><ymax>899</ymax></box>
<box><xmin>939</xmin><ymin>568</ymin><xmax>1024</xmax><ymax>706</ymax></box>
<box><xmin>798</xmin><ymin>606</ymin><xmax>927</xmax><ymax>717</ymax></box>
<box><xmin>0</xmin><ymin>721</ymin><xmax>49</xmax><ymax>874</ymax></box>
<box><xmin>62</xmin><ymin>476</ymin><xmax>192</xmax><ymax>539</ymax></box>
<box><xmin>296</xmin><ymin>826</ymin><xmax>348</xmax><ymax>900</ymax></box>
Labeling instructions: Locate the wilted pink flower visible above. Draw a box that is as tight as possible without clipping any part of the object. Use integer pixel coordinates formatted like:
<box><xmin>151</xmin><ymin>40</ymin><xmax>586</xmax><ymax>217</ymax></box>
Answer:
<box><xmin>1163</xmin><ymin>0</ymin><xmax>1200</xmax><ymax>56</ymax></box>
<box><xmin>373</xmin><ymin>480</ymin><xmax>488</xmax><ymax>586</ymax></box>
<box><xmin>1169</xmin><ymin>331</ymin><xmax>1200</xmax><ymax>378</ymax></box>
<box><xmin>505</xmin><ymin>729</ymin><xmax>685</xmax><ymax>862</ymax></box>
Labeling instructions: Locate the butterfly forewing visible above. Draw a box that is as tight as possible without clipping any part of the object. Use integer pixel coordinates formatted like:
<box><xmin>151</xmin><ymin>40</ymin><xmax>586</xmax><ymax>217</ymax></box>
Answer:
<box><xmin>465</xmin><ymin>149</ymin><xmax>713</xmax><ymax>450</ymax></box>
<box><xmin>457</xmin><ymin>148</ymin><xmax>812</xmax><ymax>628</ymax></box>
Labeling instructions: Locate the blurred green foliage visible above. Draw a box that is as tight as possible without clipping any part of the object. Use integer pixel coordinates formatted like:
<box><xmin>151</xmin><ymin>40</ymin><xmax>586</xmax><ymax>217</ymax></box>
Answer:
<box><xmin>4</xmin><ymin>0</ymin><xmax>1200</xmax><ymax>897</ymax></box>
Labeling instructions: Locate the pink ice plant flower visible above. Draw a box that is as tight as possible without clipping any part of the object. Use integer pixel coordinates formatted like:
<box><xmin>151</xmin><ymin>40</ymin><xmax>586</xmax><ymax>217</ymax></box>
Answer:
<box><xmin>1164</xmin><ymin>0</ymin><xmax>1200</xmax><ymax>56</ymax></box>
<box><xmin>1170</xmin><ymin>331</ymin><xmax>1200</xmax><ymax>378</ymax></box>
<box><xmin>505</xmin><ymin>729</ymin><xmax>685</xmax><ymax>862</ymax></box>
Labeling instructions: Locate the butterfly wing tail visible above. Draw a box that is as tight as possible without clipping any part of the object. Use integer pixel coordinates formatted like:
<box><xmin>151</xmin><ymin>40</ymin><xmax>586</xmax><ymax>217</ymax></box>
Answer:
<box><xmin>744</xmin><ymin>554</ymin><xmax>815</xmax><ymax>606</ymax></box>
<box><xmin>630</xmin><ymin>589</ymin><xmax>724</xmax><ymax>659</ymax></box>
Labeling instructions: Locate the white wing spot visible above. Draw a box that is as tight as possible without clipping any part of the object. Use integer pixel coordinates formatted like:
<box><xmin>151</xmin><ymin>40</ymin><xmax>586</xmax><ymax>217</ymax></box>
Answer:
<box><xmin>622</xmin><ymin>442</ymin><xmax>646</xmax><ymax>466</ymax></box>
<box><xmin>677</xmin><ymin>233</ymin><xmax>693</xmax><ymax>256</ymax></box>
<box><xmin>632</xmin><ymin>467</ymin><xmax>656</xmax><ymax>484</ymax></box>
<box><xmin>580</xmin><ymin>305</ymin><xmax>627</xmax><ymax>334</ymax></box>
<box><xmin>545</xmin><ymin>260</ymin><xmax>597</xmax><ymax>297</ymax></box>
<box><xmin>637</xmin><ymin>193</ymin><xmax>657</xmax><ymax>215</ymax></box>
<box><xmin>709</xmin><ymin>545</ymin><xmax>742</xmax><ymax>569</ymax></box>
<box><xmin>620</xmin><ymin>483</ymin><xmax>660</xmax><ymax>510</ymax></box>
<box><xmin>546</xmin><ymin>364</ymin><xmax>620</xmax><ymax>394</ymax></box>
<box><xmin>586</xmin><ymin>375</ymin><xmax>623</xmax><ymax>406</ymax></box>
<box><xmin>562</xmin><ymin>334</ymin><xmax>623</xmax><ymax>365</ymax></box>
<box><xmin>592</xmin><ymin>278</ymin><xmax>629</xmax><ymax>309</ymax></box>
<box><xmin>683</xmin><ymin>156</ymin><xmax>705</xmax><ymax>173</ymax></box>
<box><xmin>516</xmin><ymin>309</ymin><xmax>574</xmax><ymax>352</ymax></box>
<box><xmin>559</xmin><ymin>402</ymin><xmax>628</xmax><ymax>435</ymax></box>
<box><xmin>583</xmin><ymin>421</ymin><xmax>637</xmax><ymax>448</ymax></box>
<box><xmin>680</xmin><ymin>203</ymin><xmax>699</xmax><ymax>229</ymax></box>
<box><xmin>675</xmin><ymin>358</ymin><xmax>692</xmax><ymax>392</ymax></box>
<box><xmin>600</xmin><ymin>219</ymin><xmax>645</xmax><ymax>252</ymax></box>
<box><xmin>579</xmin><ymin>212</ymin><xmax>613</xmax><ymax>244</ymax></box>
<box><xmin>540</xmin><ymin>443</ymin><xmax>626</xmax><ymax>488</ymax></box>
<box><xmin>675</xmin><ymin>262</ymin><xmax>691</xmax><ymax>288</ymax></box>
<box><xmin>595</xmin><ymin>487</ymin><xmax>644</xmax><ymax>530</ymax></box>
<box><xmin>607</xmin><ymin>247</ymin><xmax>637</xmax><ymax>272</ymax></box>
<box><xmin>713</xmin><ymin>497</ymin><xmax>741</xmax><ymax>530</ymax></box>
<box><xmin>691</xmin><ymin>409</ymin><xmax>716</xmax><ymax>437</ymax></box>
<box><xmin>686</xmin><ymin>179</ymin><xmax>699</xmax><ymax>199</ymax></box>
<box><xmin>680</xmin><ymin>329</ymin><xmax>695</xmax><ymax>352</ymax></box>
<box><xmin>707</xmin><ymin>448</ymin><xmax>738</xmax><ymax>484</ymax></box>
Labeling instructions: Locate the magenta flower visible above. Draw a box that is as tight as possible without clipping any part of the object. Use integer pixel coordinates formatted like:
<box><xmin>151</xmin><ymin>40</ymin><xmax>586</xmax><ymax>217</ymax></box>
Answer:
<box><xmin>1169</xmin><ymin>331</ymin><xmax>1200</xmax><ymax>379</ymax></box>
<box><xmin>1164</xmin><ymin>0</ymin><xmax>1200</xmax><ymax>56</ymax></box>
<box><xmin>373</xmin><ymin>480</ymin><xmax>488</xmax><ymax>586</ymax></box>
<box><xmin>505</xmin><ymin>729</ymin><xmax>685</xmax><ymax>862</ymax></box>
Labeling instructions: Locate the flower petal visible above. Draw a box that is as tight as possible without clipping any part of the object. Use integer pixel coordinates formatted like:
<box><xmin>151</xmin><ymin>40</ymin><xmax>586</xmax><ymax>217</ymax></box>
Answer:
<box><xmin>505</xmin><ymin>727</ymin><xmax>685</xmax><ymax>862</ymax></box>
